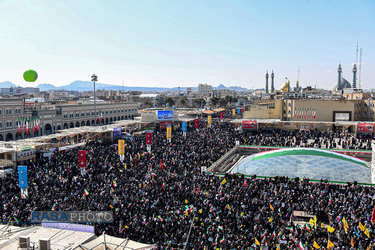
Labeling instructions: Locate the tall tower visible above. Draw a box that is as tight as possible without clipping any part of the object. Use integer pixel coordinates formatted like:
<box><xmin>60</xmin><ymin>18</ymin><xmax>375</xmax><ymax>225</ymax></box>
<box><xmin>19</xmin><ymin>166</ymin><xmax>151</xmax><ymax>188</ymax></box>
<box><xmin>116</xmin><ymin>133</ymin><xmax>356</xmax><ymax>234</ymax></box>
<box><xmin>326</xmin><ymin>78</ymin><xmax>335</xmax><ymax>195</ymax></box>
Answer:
<box><xmin>296</xmin><ymin>68</ymin><xmax>300</xmax><ymax>92</ymax></box>
<box><xmin>338</xmin><ymin>64</ymin><xmax>342</xmax><ymax>90</ymax></box>
<box><xmin>352</xmin><ymin>64</ymin><xmax>357</xmax><ymax>88</ymax></box>
<box><xmin>271</xmin><ymin>70</ymin><xmax>275</xmax><ymax>92</ymax></box>
<box><xmin>265</xmin><ymin>71</ymin><xmax>269</xmax><ymax>94</ymax></box>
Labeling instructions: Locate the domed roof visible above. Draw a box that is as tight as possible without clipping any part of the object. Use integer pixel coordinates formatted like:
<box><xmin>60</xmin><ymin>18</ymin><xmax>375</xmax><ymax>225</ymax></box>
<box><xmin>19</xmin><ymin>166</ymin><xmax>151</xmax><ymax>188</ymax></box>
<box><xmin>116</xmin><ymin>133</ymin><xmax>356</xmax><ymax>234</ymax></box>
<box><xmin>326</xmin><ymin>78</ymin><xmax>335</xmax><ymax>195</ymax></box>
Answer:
<box><xmin>280</xmin><ymin>82</ymin><xmax>289</xmax><ymax>93</ymax></box>
<box><xmin>231</xmin><ymin>148</ymin><xmax>370</xmax><ymax>183</ymax></box>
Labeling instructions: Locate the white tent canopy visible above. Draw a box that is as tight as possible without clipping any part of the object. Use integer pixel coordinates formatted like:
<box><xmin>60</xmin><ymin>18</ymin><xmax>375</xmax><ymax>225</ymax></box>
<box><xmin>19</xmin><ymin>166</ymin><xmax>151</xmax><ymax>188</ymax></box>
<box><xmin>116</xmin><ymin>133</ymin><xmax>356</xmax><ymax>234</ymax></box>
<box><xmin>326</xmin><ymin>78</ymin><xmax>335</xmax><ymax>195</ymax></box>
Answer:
<box><xmin>74</xmin><ymin>234</ymin><xmax>156</xmax><ymax>250</ymax></box>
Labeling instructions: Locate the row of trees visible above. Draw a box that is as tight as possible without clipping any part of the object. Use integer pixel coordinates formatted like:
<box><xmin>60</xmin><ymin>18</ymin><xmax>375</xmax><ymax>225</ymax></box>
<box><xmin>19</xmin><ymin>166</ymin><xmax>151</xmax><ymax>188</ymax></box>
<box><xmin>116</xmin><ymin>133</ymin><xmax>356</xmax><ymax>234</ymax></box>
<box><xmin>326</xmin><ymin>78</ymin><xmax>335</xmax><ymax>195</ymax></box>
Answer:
<box><xmin>142</xmin><ymin>95</ymin><xmax>238</xmax><ymax>109</ymax></box>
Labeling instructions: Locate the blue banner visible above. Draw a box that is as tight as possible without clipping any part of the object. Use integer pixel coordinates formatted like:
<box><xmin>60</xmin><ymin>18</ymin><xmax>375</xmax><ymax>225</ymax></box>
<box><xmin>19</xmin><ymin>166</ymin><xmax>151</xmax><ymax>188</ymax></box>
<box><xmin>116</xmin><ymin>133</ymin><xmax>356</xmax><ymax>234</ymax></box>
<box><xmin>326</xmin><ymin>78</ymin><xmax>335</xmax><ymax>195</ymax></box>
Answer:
<box><xmin>237</xmin><ymin>108</ymin><xmax>240</xmax><ymax>114</ymax></box>
<box><xmin>182</xmin><ymin>122</ymin><xmax>187</xmax><ymax>132</ymax></box>
<box><xmin>113</xmin><ymin>127</ymin><xmax>122</xmax><ymax>138</ymax></box>
<box><xmin>18</xmin><ymin>166</ymin><xmax>28</xmax><ymax>190</ymax></box>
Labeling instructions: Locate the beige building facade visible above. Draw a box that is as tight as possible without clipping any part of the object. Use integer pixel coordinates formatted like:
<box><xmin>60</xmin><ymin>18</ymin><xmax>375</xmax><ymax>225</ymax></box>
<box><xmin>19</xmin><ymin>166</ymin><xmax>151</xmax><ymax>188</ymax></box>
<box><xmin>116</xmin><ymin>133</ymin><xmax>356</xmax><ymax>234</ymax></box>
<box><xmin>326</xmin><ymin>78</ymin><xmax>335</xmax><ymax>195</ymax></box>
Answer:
<box><xmin>0</xmin><ymin>98</ymin><xmax>138</xmax><ymax>141</ymax></box>
<box><xmin>245</xmin><ymin>99</ymin><xmax>373</xmax><ymax>122</ymax></box>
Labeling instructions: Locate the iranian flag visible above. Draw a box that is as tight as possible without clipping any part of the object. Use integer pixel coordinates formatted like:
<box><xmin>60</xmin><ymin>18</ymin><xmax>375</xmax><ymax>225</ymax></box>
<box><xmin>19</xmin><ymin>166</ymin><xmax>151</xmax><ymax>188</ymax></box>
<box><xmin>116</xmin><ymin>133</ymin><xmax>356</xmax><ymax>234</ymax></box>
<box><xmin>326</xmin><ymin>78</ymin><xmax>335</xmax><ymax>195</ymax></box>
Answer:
<box><xmin>18</xmin><ymin>118</ymin><xmax>21</xmax><ymax>134</ymax></box>
<box><xmin>298</xmin><ymin>241</ymin><xmax>306</xmax><ymax>250</ymax></box>
<box><xmin>26</xmin><ymin>118</ymin><xmax>29</xmax><ymax>134</ymax></box>
<box><xmin>84</xmin><ymin>189</ymin><xmax>89</xmax><ymax>196</ymax></box>
<box><xmin>113</xmin><ymin>180</ymin><xmax>118</xmax><ymax>188</ymax></box>
<box><xmin>51</xmin><ymin>203</ymin><xmax>56</xmax><ymax>211</ymax></box>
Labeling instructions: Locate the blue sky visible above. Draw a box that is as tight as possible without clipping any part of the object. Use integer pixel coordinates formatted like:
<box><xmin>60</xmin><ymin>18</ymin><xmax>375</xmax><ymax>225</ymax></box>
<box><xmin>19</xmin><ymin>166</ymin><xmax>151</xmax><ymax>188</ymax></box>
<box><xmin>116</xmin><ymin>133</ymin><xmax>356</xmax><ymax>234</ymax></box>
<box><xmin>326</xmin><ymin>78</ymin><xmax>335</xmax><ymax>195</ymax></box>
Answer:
<box><xmin>0</xmin><ymin>0</ymin><xmax>374</xmax><ymax>89</ymax></box>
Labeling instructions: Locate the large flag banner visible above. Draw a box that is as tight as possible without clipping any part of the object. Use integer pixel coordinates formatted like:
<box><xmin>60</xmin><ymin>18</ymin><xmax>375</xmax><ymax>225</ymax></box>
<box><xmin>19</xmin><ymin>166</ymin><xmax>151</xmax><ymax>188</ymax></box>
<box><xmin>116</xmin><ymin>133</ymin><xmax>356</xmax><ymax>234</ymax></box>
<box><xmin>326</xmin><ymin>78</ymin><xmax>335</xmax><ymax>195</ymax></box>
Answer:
<box><xmin>182</xmin><ymin>122</ymin><xmax>187</xmax><ymax>132</ymax></box>
<box><xmin>118</xmin><ymin>140</ymin><xmax>125</xmax><ymax>155</ymax></box>
<box><xmin>232</xmin><ymin>109</ymin><xmax>236</xmax><ymax>116</ymax></box>
<box><xmin>220</xmin><ymin>112</ymin><xmax>224</xmax><ymax>120</ymax></box>
<box><xmin>357</xmin><ymin>123</ymin><xmax>375</xmax><ymax>133</ymax></box>
<box><xmin>208</xmin><ymin>115</ymin><xmax>212</xmax><ymax>125</ymax></box>
<box><xmin>18</xmin><ymin>166</ymin><xmax>28</xmax><ymax>190</ymax></box>
<box><xmin>78</xmin><ymin>150</ymin><xmax>87</xmax><ymax>168</ymax></box>
<box><xmin>243</xmin><ymin>121</ymin><xmax>257</xmax><ymax>129</ymax></box>
<box><xmin>237</xmin><ymin>108</ymin><xmax>240</xmax><ymax>114</ymax></box>
<box><xmin>240</xmin><ymin>107</ymin><xmax>244</xmax><ymax>113</ymax></box>
<box><xmin>195</xmin><ymin>118</ymin><xmax>199</xmax><ymax>129</ymax></box>
<box><xmin>146</xmin><ymin>133</ymin><xmax>152</xmax><ymax>145</ymax></box>
<box><xmin>166</xmin><ymin>125</ymin><xmax>172</xmax><ymax>139</ymax></box>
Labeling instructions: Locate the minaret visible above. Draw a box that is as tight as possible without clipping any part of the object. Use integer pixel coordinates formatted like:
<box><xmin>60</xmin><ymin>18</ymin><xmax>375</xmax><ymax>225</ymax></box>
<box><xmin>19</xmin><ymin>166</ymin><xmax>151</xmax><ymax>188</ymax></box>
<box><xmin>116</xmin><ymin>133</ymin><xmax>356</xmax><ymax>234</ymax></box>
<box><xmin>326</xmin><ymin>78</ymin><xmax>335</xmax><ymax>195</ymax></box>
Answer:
<box><xmin>352</xmin><ymin>64</ymin><xmax>357</xmax><ymax>88</ymax></box>
<box><xmin>265</xmin><ymin>71</ymin><xmax>269</xmax><ymax>94</ymax></box>
<box><xmin>296</xmin><ymin>68</ymin><xmax>300</xmax><ymax>92</ymax></box>
<box><xmin>338</xmin><ymin>64</ymin><xmax>342</xmax><ymax>90</ymax></box>
<box><xmin>271</xmin><ymin>70</ymin><xmax>275</xmax><ymax>92</ymax></box>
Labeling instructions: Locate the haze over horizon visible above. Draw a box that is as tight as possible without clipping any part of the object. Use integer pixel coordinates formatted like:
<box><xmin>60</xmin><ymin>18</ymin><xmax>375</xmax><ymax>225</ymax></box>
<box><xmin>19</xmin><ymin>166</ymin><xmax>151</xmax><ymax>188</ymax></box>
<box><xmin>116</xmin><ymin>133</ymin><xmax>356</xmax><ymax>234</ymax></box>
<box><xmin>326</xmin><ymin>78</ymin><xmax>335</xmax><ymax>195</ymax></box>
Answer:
<box><xmin>1</xmin><ymin>0</ymin><xmax>374</xmax><ymax>90</ymax></box>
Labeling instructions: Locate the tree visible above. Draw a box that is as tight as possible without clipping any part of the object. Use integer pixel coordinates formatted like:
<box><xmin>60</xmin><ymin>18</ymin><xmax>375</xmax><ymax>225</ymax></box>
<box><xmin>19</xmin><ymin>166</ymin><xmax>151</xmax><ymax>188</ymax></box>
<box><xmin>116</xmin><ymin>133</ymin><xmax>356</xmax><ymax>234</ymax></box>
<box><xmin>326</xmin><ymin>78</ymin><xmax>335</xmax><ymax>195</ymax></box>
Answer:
<box><xmin>179</xmin><ymin>96</ymin><xmax>188</xmax><ymax>107</ymax></box>
<box><xmin>210</xmin><ymin>97</ymin><xmax>220</xmax><ymax>108</ymax></box>
<box><xmin>193</xmin><ymin>98</ymin><xmax>206</xmax><ymax>108</ymax></box>
<box><xmin>219</xmin><ymin>98</ymin><xmax>228</xmax><ymax>107</ymax></box>
<box><xmin>165</xmin><ymin>97</ymin><xmax>175</xmax><ymax>107</ymax></box>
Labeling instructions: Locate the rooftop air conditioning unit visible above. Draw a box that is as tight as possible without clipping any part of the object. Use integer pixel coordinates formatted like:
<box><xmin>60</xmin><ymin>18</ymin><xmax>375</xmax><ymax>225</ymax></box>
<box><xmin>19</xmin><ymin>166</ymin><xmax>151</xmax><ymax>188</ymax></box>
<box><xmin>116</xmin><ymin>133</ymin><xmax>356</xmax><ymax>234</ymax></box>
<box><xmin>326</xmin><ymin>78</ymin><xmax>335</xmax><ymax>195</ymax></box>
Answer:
<box><xmin>39</xmin><ymin>238</ymin><xmax>51</xmax><ymax>250</ymax></box>
<box><xmin>18</xmin><ymin>236</ymin><xmax>30</xmax><ymax>248</ymax></box>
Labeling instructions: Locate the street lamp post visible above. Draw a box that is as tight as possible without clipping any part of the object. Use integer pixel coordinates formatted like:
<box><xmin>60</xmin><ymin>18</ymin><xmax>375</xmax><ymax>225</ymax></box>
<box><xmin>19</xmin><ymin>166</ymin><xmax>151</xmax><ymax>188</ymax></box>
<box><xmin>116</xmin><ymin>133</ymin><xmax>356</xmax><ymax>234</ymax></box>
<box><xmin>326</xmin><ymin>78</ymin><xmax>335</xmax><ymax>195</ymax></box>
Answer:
<box><xmin>91</xmin><ymin>74</ymin><xmax>98</xmax><ymax>126</ymax></box>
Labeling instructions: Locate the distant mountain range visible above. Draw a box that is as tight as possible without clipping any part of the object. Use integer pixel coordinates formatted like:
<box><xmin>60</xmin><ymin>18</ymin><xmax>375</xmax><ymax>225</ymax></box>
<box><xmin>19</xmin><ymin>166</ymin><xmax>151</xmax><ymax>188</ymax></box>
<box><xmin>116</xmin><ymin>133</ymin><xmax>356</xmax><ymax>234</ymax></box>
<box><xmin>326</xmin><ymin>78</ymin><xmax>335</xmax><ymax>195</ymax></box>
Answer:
<box><xmin>0</xmin><ymin>81</ymin><xmax>252</xmax><ymax>92</ymax></box>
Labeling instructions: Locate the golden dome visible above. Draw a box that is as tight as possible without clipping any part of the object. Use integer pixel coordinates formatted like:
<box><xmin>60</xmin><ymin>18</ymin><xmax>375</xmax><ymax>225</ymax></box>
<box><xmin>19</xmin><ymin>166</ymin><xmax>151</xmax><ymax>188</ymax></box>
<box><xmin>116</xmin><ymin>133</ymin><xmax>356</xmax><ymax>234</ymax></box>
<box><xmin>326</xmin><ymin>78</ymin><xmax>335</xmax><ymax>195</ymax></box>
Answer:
<box><xmin>280</xmin><ymin>82</ymin><xmax>289</xmax><ymax>92</ymax></box>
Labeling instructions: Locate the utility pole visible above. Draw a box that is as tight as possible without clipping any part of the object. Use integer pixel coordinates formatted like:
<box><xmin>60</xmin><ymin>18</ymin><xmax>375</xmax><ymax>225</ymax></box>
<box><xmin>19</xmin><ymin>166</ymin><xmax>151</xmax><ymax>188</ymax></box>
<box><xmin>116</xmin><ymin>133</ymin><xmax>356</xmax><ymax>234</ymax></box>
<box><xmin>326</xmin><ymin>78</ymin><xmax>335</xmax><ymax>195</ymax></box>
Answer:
<box><xmin>91</xmin><ymin>74</ymin><xmax>98</xmax><ymax>126</ymax></box>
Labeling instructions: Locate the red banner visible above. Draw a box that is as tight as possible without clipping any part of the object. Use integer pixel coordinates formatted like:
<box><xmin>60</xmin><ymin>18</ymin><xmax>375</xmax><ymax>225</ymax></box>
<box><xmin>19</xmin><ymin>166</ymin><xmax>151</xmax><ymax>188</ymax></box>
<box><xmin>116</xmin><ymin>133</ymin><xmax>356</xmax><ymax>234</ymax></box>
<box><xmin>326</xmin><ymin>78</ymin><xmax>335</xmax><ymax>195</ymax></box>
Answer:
<box><xmin>243</xmin><ymin>121</ymin><xmax>257</xmax><ymax>129</ymax></box>
<box><xmin>220</xmin><ymin>112</ymin><xmax>224</xmax><ymax>120</ymax></box>
<box><xmin>146</xmin><ymin>133</ymin><xmax>152</xmax><ymax>145</ymax></box>
<box><xmin>78</xmin><ymin>150</ymin><xmax>87</xmax><ymax>168</ymax></box>
<box><xmin>160</xmin><ymin>121</ymin><xmax>172</xmax><ymax>129</ymax></box>
<box><xmin>240</xmin><ymin>107</ymin><xmax>244</xmax><ymax>113</ymax></box>
<box><xmin>357</xmin><ymin>123</ymin><xmax>375</xmax><ymax>133</ymax></box>
<box><xmin>195</xmin><ymin>118</ymin><xmax>199</xmax><ymax>129</ymax></box>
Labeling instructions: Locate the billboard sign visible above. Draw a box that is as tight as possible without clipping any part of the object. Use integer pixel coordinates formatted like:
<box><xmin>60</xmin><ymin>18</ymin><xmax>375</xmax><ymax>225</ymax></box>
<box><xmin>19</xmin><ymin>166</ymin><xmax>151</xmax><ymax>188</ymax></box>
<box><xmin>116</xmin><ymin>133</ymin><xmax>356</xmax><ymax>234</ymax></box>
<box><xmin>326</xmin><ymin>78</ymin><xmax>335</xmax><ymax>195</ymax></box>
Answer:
<box><xmin>166</xmin><ymin>125</ymin><xmax>172</xmax><ymax>139</ymax></box>
<box><xmin>357</xmin><ymin>123</ymin><xmax>375</xmax><ymax>133</ymax></box>
<box><xmin>160</xmin><ymin>121</ymin><xmax>172</xmax><ymax>129</ymax></box>
<box><xmin>195</xmin><ymin>118</ymin><xmax>199</xmax><ymax>129</ymax></box>
<box><xmin>182</xmin><ymin>122</ymin><xmax>187</xmax><ymax>132</ymax></box>
<box><xmin>243</xmin><ymin>121</ymin><xmax>257</xmax><ymax>129</ymax></box>
<box><xmin>146</xmin><ymin>133</ymin><xmax>152</xmax><ymax>145</ymax></box>
<box><xmin>118</xmin><ymin>140</ymin><xmax>125</xmax><ymax>155</ymax></box>
<box><xmin>157</xmin><ymin>110</ymin><xmax>173</xmax><ymax>121</ymax></box>
<box><xmin>113</xmin><ymin>127</ymin><xmax>122</xmax><ymax>138</ymax></box>
<box><xmin>18</xmin><ymin>166</ymin><xmax>28</xmax><ymax>190</ymax></box>
<box><xmin>78</xmin><ymin>150</ymin><xmax>86</xmax><ymax>168</ymax></box>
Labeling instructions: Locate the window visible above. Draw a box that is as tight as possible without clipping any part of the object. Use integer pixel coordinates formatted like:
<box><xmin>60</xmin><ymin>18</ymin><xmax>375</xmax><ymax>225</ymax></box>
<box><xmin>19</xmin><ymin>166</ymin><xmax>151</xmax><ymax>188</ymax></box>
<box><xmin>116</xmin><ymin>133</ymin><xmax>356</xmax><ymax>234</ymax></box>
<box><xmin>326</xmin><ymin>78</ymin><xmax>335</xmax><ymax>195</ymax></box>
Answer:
<box><xmin>63</xmin><ymin>113</ymin><xmax>68</xmax><ymax>119</ymax></box>
<box><xmin>114</xmin><ymin>110</ymin><xmax>116</xmax><ymax>113</ymax></box>
<box><xmin>0</xmin><ymin>109</ymin><xmax>2</xmax><ymax>116</ymax></box>
<box><xmin>81</xmin><ymin>113</ymin><xmax>85</xmax><ymax>117</ymax></box>
<box><xmin>70</xmin><ymin>113</ymin><xmax>74</xmax><ymax>118</ymax></box>
<box><xmin>86</xmin><ymin>112</ymin><xmax>90</xmax><ymax>116</ymax></box>
<box><xmin>5</xmin><ymin>109</ymin><xmax>12</xmax><ymax>115</ymax></box>
<box><xmin>105</xmin><ymin>111</ymin><xmax>108</xmax><ymax>114</ymax></box>
<box><xmin>0</xmin><ymin>122</ymin><xmax>2</xmax><ymax>128</ymax></box>
<box><xmin>91</xmin><ymin>112</ymin><xmax>95</xmax><ymax>115</ymax></box>
<box><xmin>75</xmin><ymin>113</ymin><xmax>79</xmax><ymax>117</ymax></box>
<box><xmin>6</xmin><ymin>120</ymin><xmax>12</xmax><ymax>128</ymax></box>
<box><xmin>110</xmin><ymin>110</ymin><xmax>113</xmax><ymax>114</ymax></box>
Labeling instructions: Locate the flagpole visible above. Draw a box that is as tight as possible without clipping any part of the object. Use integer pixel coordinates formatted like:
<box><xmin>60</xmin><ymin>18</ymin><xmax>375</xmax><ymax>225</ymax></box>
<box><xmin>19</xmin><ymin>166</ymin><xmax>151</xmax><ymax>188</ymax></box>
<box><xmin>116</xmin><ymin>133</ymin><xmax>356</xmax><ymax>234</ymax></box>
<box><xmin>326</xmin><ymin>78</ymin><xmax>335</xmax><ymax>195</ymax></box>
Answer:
<box><xmin>183</xmin><ymin>211</ymin><xmax>196</xmax><ymax>250</ymax></box>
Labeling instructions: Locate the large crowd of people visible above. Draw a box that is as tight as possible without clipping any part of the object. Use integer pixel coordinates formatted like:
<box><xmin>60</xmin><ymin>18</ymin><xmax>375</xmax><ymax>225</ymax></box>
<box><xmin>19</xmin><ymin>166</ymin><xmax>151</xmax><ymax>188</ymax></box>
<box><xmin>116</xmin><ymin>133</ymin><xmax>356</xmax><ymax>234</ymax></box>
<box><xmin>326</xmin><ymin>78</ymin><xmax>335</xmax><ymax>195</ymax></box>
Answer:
<box><xmin>0</xmin><ymin>116</ymin><xmax>374</xmax><ymax>248</ymax></box>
